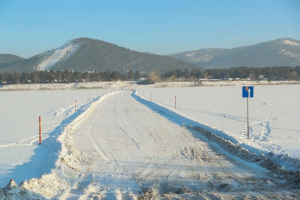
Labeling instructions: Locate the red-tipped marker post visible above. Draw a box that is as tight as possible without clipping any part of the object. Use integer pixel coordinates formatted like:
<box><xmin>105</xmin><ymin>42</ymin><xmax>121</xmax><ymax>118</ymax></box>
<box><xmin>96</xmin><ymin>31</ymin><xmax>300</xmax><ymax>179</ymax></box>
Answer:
<box><xmin>39</xmin><ymin>116</ymin><xmax>41</xmax><ymax>145</ymax></box>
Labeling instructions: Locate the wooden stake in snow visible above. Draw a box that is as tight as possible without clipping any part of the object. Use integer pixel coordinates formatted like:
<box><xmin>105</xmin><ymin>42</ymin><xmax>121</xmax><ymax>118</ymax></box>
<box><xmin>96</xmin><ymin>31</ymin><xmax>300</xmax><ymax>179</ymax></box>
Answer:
<box><xmin>39</xmin><ymin>116</ymin><xmax>42</xmax><ymax>145</ymax></box>
<box><xmin>75</xmin><ymin>100</ymin><xmax>77</xmax><ymax>111</ymax></box>
<box><xmin>151</xmin><ymin>94</ymin><xmax>153</xmax><ymax>102</ymax></box>
<box><xmin>175</xmin><ymin>95</ymin><xmax>177</xmax><ymax>109</ymax></box>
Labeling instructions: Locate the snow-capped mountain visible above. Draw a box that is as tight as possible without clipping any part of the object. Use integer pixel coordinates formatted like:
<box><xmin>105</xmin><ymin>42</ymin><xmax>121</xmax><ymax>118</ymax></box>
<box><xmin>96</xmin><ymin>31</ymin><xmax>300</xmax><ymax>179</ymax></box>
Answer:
<box><xmin>169</xmin><ymin>38</ymin><xmax>300</xmax><ymax>69</ymax></box>
<box><xmin>1</xmin><ymin>38</ymin><xmax>299</xmax><ymax>73</ymax></box>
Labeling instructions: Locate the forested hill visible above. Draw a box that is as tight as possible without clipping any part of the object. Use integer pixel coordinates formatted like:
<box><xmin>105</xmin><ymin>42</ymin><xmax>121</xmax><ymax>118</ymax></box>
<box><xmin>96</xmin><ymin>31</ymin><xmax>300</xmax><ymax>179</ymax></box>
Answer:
<box><xmin>2</xmin><ymin>37</ymin><xmax>300</xmax><ymax>73</ymax></box>
<box><xmin>0</xmin><ymin>38</ymin><xmax>199</xmax><ymax>73</ymax></box>
<box><xmin>0</xmin><ymin>54</ymin><xmax>24</xmax><ymax>69</ymax></box>
<box><xmin>169</xmin><ymin>38</ymin><xmax>300</xmax><ymax>69</ymax></box>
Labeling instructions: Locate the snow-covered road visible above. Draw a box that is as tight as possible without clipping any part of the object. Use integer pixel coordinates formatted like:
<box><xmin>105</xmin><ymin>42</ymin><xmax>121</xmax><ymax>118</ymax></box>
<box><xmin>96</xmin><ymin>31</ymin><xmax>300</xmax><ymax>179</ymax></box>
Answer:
<box><xmin>32</xmin><ymin>90</ymin><xmax>297</xmax><ymax>199</ymax></box>
<box><xmin>4</xmin><ymin>89</ymin><xmax>299</xmax><ymax>199</ymax></box>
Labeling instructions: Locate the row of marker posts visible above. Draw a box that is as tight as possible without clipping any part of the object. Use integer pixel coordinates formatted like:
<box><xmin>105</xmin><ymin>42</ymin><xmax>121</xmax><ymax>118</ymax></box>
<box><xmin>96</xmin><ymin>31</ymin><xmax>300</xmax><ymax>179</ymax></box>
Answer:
<box><xmin>140</xmin><ymin>87</ymin><xmax>253</xmax><ymax>139</ymax></box>
<box><xmin>40</xmin><ymin>88</ymin><xmax>252</xmax><ymax>143</ymax></box>
<box><xmin>38</xmin><ymin>92</ymin><xmax>102</xmax><ymax>145</ymax></box>
<box><xmin>138</xmin><ymin>89</ymin><xmax>177</xmax><ymax>110</ymax></box>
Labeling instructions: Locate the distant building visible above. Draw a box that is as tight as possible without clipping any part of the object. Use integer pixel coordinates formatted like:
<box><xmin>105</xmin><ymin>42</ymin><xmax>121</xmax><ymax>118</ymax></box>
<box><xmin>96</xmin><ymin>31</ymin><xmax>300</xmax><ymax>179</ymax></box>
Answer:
<box><xmin>137</xmin><ymin>78</ymin><xmax>146</xmax><ymax>83</ymax></box>
<box><xmin>248</xmin><ymin>74</ymin><xmax>254</xmax><ymax>80</ymax></box>
<box><xmin>178</xmin><ymin>76</ymin><xmax>186</xmax><ymax>81</ymax></box>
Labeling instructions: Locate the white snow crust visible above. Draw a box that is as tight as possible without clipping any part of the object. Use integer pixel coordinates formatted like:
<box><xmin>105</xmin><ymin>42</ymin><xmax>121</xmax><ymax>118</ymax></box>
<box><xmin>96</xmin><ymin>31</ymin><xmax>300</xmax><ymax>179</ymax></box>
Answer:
<box><xmin>137</xmin><ymin>84</ymin><xmax>300</xmax><ymax>170</ymax></box>
<box><xmin>185</xmin><ymin>51</ymin><xmax>212</xmax><ymax>62</ymax></box>
<box><xmin>37</xmin><ymin>42</ymin><xmax>81</xmax><ymax>71</ymax></box>
<box><xmin>0</xmin><ymin>81</ymin><xmax>299</xmax><ymax>199</ymax></box>
<box><xmin>281</xmin><ymin>39</ymin><xmax>300</xmax><ymax>46</ymax></box>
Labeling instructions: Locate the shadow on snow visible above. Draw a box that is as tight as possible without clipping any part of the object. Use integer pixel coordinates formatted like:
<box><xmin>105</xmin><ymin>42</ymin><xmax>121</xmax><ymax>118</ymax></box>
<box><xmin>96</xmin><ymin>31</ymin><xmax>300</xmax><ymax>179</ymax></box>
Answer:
<box><xmin>4</xmin><ymin>96</ymin><xmax>100</xmax><ymax>186</ymax></box>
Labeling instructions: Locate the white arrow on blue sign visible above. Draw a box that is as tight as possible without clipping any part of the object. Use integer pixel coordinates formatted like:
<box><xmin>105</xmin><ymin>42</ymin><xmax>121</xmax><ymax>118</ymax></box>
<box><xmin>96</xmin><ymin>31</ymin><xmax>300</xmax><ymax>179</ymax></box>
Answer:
<box><xmin>242</xmin><ymin>86</ymin><xmax>254</xmax><ymax>98</ymax></box>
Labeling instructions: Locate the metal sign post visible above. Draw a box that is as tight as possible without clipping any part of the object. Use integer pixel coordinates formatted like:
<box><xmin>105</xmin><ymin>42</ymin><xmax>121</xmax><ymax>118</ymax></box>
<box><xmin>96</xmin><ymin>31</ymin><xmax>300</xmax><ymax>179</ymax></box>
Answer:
<box><xmin>242</xmin><ymin>86</ymin><xmax>254</xmax><ymax>139</ymax></box>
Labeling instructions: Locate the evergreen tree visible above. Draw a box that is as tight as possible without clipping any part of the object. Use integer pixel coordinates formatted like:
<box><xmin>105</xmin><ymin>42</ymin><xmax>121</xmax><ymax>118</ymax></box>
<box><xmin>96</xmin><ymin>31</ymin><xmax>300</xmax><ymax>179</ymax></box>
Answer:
<box><xmin>128</xmin><ymin>70</ymin><xmax>134</xmax><ymax>80</ymax></box>
<box><xmin>134</xmin><ymin>70</ymin><xmax>141</xmax><ymax>80</ymax></box>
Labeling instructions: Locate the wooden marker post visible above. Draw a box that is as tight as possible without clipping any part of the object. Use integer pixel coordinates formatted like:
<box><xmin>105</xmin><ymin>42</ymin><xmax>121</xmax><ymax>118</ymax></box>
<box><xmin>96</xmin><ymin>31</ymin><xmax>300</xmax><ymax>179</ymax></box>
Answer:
<box><xmin>75</xmin><ymin>100</ymin><xmax>77</xmax><ymax>111</ymax></box>
<box><xmin>39</xmin><ymin>116</ymin><xmax>42</xmax><ymax>145</ymax></box>
<box><xmin>175</xmin><ymin>95</ymin><xmax>177</xmax><ymax>109</ymax></box>
<box><xmin>151</xmin><ymin>94</ymin><xmax>153</xmax><ymax>102</ymax></box>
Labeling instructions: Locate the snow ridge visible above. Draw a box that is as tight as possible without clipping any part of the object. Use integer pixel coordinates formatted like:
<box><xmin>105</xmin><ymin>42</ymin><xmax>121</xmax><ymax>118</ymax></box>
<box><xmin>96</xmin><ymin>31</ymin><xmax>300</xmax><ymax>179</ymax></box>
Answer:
<box><xmin>37</xmin><ymin>42</ymin><xmax>81</xmax><ymax>71</ymax></box>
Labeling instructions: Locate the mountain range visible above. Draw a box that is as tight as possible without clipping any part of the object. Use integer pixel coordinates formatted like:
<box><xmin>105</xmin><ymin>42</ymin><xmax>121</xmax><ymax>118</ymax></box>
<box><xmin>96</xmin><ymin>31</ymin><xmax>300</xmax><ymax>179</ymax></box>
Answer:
<box><xmin>0</xmin><ymin>37</ymin><xmax>299</xmax><ymax>73</ymax></box>
<box><xmin>0</xmin><ymin>38</ymin><xmax>198</xmax><ymax>73</ymax></box>
<box><xmin>169</xmin><ymin>38</ymin><xmax>300</xmax><ymax>69</ymax></box>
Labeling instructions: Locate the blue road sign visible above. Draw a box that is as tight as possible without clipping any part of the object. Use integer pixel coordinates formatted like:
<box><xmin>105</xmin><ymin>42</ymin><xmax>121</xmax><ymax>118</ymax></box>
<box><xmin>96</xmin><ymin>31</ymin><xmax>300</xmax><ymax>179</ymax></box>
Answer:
<box><xmin>242</xmin><ymin>86</ymin><xmax>254</xmax><ymax>98</ymax></box>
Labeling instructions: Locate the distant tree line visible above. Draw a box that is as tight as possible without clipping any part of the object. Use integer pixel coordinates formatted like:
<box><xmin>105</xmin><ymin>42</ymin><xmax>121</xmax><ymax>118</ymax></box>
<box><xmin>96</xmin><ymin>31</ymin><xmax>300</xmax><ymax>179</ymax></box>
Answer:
<box><xmin>162</xmin><ymin>66</ymin><xmax>300</xmax><ymax>81</ymax></box>
<box><xmin>0</xmin><ymin>70</ymin><xmax>142</xmax><ymax>84</ymax></box>
<box><xmin>1</xmin><ymin>66</ymin><xmax>300</xmax><ymax>84</ymax></box>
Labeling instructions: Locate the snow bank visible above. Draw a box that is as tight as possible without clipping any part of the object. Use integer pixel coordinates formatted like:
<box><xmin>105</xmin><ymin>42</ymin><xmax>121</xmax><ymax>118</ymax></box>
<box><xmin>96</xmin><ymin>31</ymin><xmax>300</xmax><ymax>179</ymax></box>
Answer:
<box><xmin>0</xmin><ymin>81</ymin><xmax>132</xmax><ymax>91</ymax></box>
<box><xmin>0</xmin><ymin>90</ymin><xmax>118</xmax><ymax>199</ymax></box>
<box><xmin>133</xmin><ymin>86</ymin><xmax>300</xmax><ymax>172</ymax></box>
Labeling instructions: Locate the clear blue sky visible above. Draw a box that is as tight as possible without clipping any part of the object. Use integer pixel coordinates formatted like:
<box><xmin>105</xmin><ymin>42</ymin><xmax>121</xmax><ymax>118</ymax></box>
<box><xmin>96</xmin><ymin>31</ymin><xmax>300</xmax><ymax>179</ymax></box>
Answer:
<box><xmin>1</xmin><ymin>0</ymin><xmax>299</xmax><ymax>58</ymax></box>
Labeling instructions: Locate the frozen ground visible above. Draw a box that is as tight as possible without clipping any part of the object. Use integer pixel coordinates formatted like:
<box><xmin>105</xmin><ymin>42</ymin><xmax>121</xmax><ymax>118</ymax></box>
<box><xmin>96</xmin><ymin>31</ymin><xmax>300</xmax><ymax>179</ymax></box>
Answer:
<box><xmin>0</xmin><ymin>89</ymin><xmax>108</xmax><ymax>187</ymax></box>
<box><xmin>0</xmin><ymin>82</ymin><xmax>130</xmax><ymax>187</ymax></box>
<box><xmin>138</xmin><ymin>85</ymin><xmax>300</xmax><ymax>163</ymax></box>
<box><xmin>0</xmin><ymin>82</ymin><xmax>299</xmax><ymax>199</ymax></box>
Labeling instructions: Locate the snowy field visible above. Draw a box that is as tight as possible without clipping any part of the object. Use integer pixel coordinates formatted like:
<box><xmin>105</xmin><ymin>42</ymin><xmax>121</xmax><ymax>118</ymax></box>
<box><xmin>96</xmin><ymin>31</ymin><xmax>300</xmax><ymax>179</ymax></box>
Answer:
<box><xmin>0</xmin><ymin>82</ymin><xmax>130</xmax><ymax>188</ymax></box>
<box><xmin>138</xmin><ymin>85</ymin><xmax>300</xmax><ymax>169</ymax></box>
<box><xmin>0</xmin><ymin>89</ymin><xmax>107</xmax><ymax>187</ymax></box>
<box><xmin>0</xmin><ymin>82</ymin><xmax>299</xmax><ymax>199</ymax></box>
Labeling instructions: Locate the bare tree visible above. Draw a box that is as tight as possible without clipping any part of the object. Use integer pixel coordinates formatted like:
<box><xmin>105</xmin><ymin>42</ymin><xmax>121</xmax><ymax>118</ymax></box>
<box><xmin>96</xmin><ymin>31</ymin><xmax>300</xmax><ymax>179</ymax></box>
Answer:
<box><xmin>148</xmin><ymin>70</ymin><xmax>161</xmax><ymax>83</ymax></box>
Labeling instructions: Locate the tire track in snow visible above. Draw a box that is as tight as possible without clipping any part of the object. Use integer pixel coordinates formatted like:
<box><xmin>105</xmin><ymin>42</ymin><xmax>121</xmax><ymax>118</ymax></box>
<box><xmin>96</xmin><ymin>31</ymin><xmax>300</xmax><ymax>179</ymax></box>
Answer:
<box><xmin>17</xmin><ymin>90</ymin><xmax>299</xmax><ymax>199</ymax></box>
<box><xmin>65</xmin><ymin>91</ymin><xmax>300</xmax><ymax>199</ymax></box>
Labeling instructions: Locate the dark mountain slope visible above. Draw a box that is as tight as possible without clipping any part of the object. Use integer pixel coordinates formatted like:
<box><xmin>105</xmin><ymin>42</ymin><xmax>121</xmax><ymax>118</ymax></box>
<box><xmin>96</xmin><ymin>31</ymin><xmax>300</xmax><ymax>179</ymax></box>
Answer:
<box><xmin>0</xmin><ymin>38</ymin><xmax>199</xmax><ymax>73</ymax></box>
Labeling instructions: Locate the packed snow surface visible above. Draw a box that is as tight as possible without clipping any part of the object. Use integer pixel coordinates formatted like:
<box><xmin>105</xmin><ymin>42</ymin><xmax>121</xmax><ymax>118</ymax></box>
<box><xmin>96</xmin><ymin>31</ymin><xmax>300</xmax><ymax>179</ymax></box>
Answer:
<box><xmin>0</xmin><ymin>86</ymin><xmax>125</xmax><ymax>187</ymax></box>
<box><xmin>0</xmin><ymin>82</ymin><xmax>299</xmax><ymax>199</ymax></box>
<box><xmin>139</xmin><ymin>85</ymin><xmax>300</xmax><ymax>159</ymax></box>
